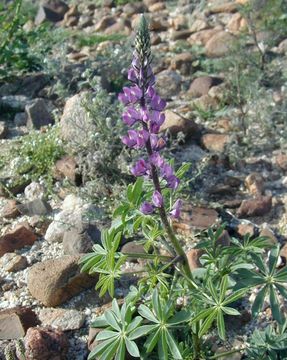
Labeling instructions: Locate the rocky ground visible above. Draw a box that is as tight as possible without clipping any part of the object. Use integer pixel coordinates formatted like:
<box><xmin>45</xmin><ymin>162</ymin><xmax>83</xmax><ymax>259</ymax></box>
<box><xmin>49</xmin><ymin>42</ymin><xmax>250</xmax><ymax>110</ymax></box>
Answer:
<box><xmin>0</xmin><ymin>0</ymin><xmax>287</xmax><ymax>359</ymax></box>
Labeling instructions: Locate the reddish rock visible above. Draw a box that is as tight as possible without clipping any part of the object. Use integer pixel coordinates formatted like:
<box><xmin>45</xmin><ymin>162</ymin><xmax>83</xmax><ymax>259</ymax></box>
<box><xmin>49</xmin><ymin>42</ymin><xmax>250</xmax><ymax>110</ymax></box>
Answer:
<box><xmin>227</xmin><ymin>12</ymin><xmax>247</xmax><ymax>33</ymax></box>
<box><xmin>173</xmin><ymin>206</ymin><xmax>219</xmax><ymax>235</ymax></box>
<box><xmin>161</xmin><ymin>110</ymin><xmax>200</xmax><ymax>138</ymax></box>
<box><xmin>88</xmin><ymin>327</ymin><xmax>102</xmax><ymax>351</ymax></box>
<box><xmin>188</xmin><ymin>28</ymin><xmax>222</xmax><ymax>46</ymax></box>
<box><xmin>170</xmin><ymin>52</ymin><xmax>193</xmax><ymax>75</ymax></box>
<box><xmin>0</xmin><ymin>253</ymin><xmax>28</xmax><ymax>272</ymax></box>
<box><xmin>217</xmin><ymin>230</ymin><xmax>231</xmax><ymax>247</ymax></box>
<box><xmin>201</xmin><ymin>133</ymin><xmax>231</xmax><ymax>153</ymax></box>
<box><xmin>260</xmin><ymin>226</ymin><xmax>278</xmax><ymax>246</ymax></box>
<box><xmin>245</xmin><ymin>173</ymin><xmax>265</xmax><ymax>196</ymax></box>
<box><xmin>27</xmin><ymin>256</ymin><xmax>97</xmax><ymax>307</ymax></box>
<box><xmin>170</xmin><ymin>30</ymin><xmax>193</xmax><ymax>40</ymax></box>
<box><xmin>205</xmin><ymin>31</ymin><xmax>235</xmax><ymax>57</ymax></box>
<box><xmin>121</xmin><ymin>241</ymin><xmax>146</xmax><ymax>262</ymax></box>
<box><xmin>186</xmin><ymin>249</ymin><xmax>204</xmax><ymax>270</ymax></box>
<box><xmin>0</xmin><ymin>224</ymin><xmax>37</xmax><ymax>257</ymax></box>
<box><xmin>0</xmin><ymin>307</ymin><xmax>39</xmax><ymax>340</ymax></box>
<box><xmin>1</xmin><ymin>199</ymin><xmax>20</xmax><ymax>219</ymax></box>
<box><xmin>94</xmin><ymin>15</ymin><xmax>116</xmax><ymax>32</ymax></box>
<box><xmin>276</xmin><ymin>153</ymin><xmax>287</xmax><ymax>171</ymax></box>
<box><xmin>148</xmin><ymin>2</ymin><xmax>165</xmax><ymax>11</ymax></box>
<box><xmin>237</xmin><ymin>196</ymin><xmax>272</xmax><ymax>218</ymax></box>
<box><xmin>188</xmin><ymin>76</ymin><xmax>223</xmax><ymax>98</ymax></box>
<box><xmin>24</xmin><ymin>327</ymin><xmax>68</xmax><ymax>360</ymax></box>
<box><xmin>236</xmin><ymin>223</ymin><xmax>256</xmax><ymax>237</ymax></box>
<box><xmin>207</xmin><ymin>2</ymin><xmax>238</xmax><ymax>14</ymax></box>
<box><xmin>54</xmin><ymin>155</ymin><xmax>80</xmax><ymax>184</ymax></box>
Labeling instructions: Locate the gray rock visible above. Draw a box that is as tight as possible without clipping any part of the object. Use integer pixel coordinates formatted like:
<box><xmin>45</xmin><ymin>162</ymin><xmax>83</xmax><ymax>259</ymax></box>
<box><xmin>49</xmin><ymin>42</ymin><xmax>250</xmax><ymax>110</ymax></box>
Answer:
<box><xmin>17</xmin><ymin>199</ymin><xmax>52</xmax><ymax>216</ymax></box>
<box><xmin>156</xmin><ymin>70</ymin><xmax>182</xmax><ymax>99</ymax></box>
<box><xmin>38</xmin><ymin>309</ymin><xmax>85</xmax><ymax>331</ymax></box>
<box><xmin>63</xmin><ymin>219</ymin><xmax>101</xmax><ymax>255</ymax></box>
<box><xmin>25</xmin><ymin>99</ymin><xmax>54</xmax><ymax>129</ymax></box>
<box><xmin>0</xmin><ymin>95</ymin><xmax>29</xmax><ymax>111</ymax></box>
<box><xmin>14</xmin><ymin>112</ymin><xmax>28</xmax><ymax>126</ymax></box>
<box><xmin>35</xmin><ymin>0</ymin><xmax>69</xmax><ymax>25</ymax></box>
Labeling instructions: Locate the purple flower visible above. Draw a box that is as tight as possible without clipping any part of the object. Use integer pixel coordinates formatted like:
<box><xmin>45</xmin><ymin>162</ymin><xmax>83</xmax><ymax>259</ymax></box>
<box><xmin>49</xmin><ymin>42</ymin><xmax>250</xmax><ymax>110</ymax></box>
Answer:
<box><xmin>122</xmin><ymin>129</ymin><xmax>149</xmax><ymax>149</ymax></box>
<box><xmin>170</xmin><ymin>199</ymin><xmax>182</xmax><ymax>219</ymax></box>
<box><xmin>122</xmin><ymin>107</ymin><xmax>142</xmax><ymax>126</ymax></box>
<box><xmin>150</xmin><ymin>152</ymin><xmax>165</xmax><ymax>167</ymax></box>
<box><xmin>150</xmin><ymin>94</ymin><xmax>166</xmax><ymax>111</ymax></box>
<box><xmin>118</xmin><ymin>86</ymin><xmax>142</xmax><ymax>105</ymax></box>
<box><xmin>131</xmin><ymin>159</ymin><xmax>149</xmax><ymax>177</ymax></box>
<box><xmin>140</xmin><ymin>201</ymin><xmax>154</xmax><ymax>215</ymax></box>
<box><xmin>150</xmin><ymin>134</ymin><xmax>166</xmax><ymax>151</ymax></box>
<box><xmin>166</xmin><ymin>175</ymin><xmax>180</xmax><ymax>190</ymax></box>
<box><xmin>152</xmin><ymin>190</ymin><xmax>163</xmax><ymax>208</ymax></box>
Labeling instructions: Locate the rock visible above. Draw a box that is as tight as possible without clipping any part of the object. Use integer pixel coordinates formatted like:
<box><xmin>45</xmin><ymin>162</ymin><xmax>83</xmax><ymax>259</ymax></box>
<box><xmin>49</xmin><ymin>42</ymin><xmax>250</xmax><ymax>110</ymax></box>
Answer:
<box><xmin>201</xmin><ymin>133</ymin><xmax>231</xmax><ymax>153</ymax></box>
<box><xmin>14</xmin><ymin>112</ymin><xmax>28</xmax><ymax>126</ymax></box>
<box><xmin>149</xmin><ymin>15</ymin><xmax>169</xmax><ymax>31</ymax></box>
<box><xmin>237</xmin><ymin>196</ymin><xmax>272</xmax><ymax>218</ymax></box>
<box><xmin>173</xmin><ymin>206</ymin><xmax>219</xmax><ymax>235</ymax></box>
<box><xmin>170</xmin><ymin>52</ymin><xmax>193</xmax><ymax>75</ymax></box>
<box><xmin>150</xmin><ymin>32</ymin><xmax>162</xmax><ymax>45</ymax></box>
<box><xmin>27</xmin><ymin>255</ymin><xmax>97</xmax><ymax>306</ymax></box>
<box><xmin>94</xmin><ymin>15</ymin><xmax>116</xmax><ymax>32</ymax></box>
<box><xmin>188</xmin><ymin>28</ymin><xmax>222</xmax><ymax>46</ymax></box>
<box><xmin>35</xmin><ymin>0</ymin><xmax>69</xmax><ymax>25</ymax></box>
<box><xmin>63</xmin><ymin>219</ymin><xmax>101</xmax><ymax>255</ymax></box>
<box><xmin>121</xmin><ymin>241</ymin><xmax>146</xmax><ymax>262</ymax></box>
<box><xmin>0</xmin><ymin>122</ymin><xmax>7</xmax><ymax>139</ymax></box>
<box><xmin>278</xmin><ymin>38</ymin><xmax>287</xmax><ymax>54</ymax></box>
<box><xmin>170</xmin><ymin>30</ymin><xmax>192</xmax><ymax>41</ymax></box>
<box><xmin>1</xmin><ymin>199</ymin><xmax>20</xmax><ymax>219</ymax></box>
<box><xmin>280</xmin><ymin>242</ymin><xmax>287</xmax><ymax>261</ymax></box>
<box><xmin>260</xmin><ymin>225</ymin><xmax>277</xmax><ymax>245</ymax></box>
<box><xmin>123</xmin><ymin>2</ymin><xmax>146</xmax><ymax>16</ymax></box>
<box><xmin>149</xmin><ymin>2</ymin><xmax>166</xmax><ymax>11</ymax></box>
<box><xmin>0</xmin><ymin>307</ymin><xmax>38</xmax><ymax>340</ymax></box>
<box><xmin>38</xmin><ymin>309</ymin><xmax>85</xmax><ymax>331</ymax></box>
<box><xmin>192</xmin><ymin>94</ymin><xmax>220</xmax><ymax>111</ymax></box>
<box><xmin>215</xmin><ymin>347</ymin><xmax>242</xmax><ymax>360</ymax></box>
<box><xmin>0</xmin><ymin>253</ymin><xmax>28</xmax><ymax>272</ymax></box>
<box><xmin>227</xmin><ymin>12</ymin><xmax>247</xmax><ymax>33</ymax></box>
<box><xmin>170</xmin><ymin>14</ymin><xmax>188</xmax><ymax>30</ymax></box>
<box><xmin>0</xmin><ymin>74</ymin><xmax>49</xmax><ymax>98</ymax></box>
<box><xmin>161</xmin><ymin>110</ymin><xmax>200</xmax><ymax>138</ymax></box>
<box><xmin>0</xmin><ymin>95</ymin><xmax>29</xmax><ymax>111</ymax></box>
<box><xmin>25</xmin><ymin>99</ymin><xmax>54</xmax><ymax>130</ymax></box>
<box><xmin>24</xmin><ymin>327</ymin><xmax>68</xmax><ymax>360</ymax></box>
<box><xmin>276</xmin><ymin>153</ymin><xmax>287</xmax><ymax>171</ymax></box>
<box><xmin>207</xmin><ymin>2</ymin><xmax>238</xmax><ymax>14</ymax></box>
<box><xmin>60</xmin><ymin>92</ymin><xmax>89</xmax><ymax>143</ymax></box>
<box><xmin>24</xmin><ymin>182</ymin><xmax>45</xmax><ymax>201</ymax></box>
<box><xmin>190</xmin><ymin>19</ymin><xmax>209</xmax><ymax>33</ymax></box>
<box><xmin>54</xmin><ymin>155</ymin><xmax>81</xmax><ymax>184</ymax></box>
<box><xmin>0</xmin><ymin>224</ymin><xmax>37</xmax><ymax>257</ymax></box>
<box><xmin>205</xmin><ymin>31</ymin><xmax>235</xmax><ymax>57</ymax></box>
<box><xmin>17</xmin><ymin>199</ymin><xmax>52</xmax><ymax>216</ymax></box>
<box><xmin>189</xmin><ymin>76</ymin><xmax>223</xmax><ymax>98</ymax></box>
<box><xmin>186</xmin><ymin>249</ymin><xmax>204</xmax><ymax>270</ymax></box>
<box><xmin>104</xmin><ymin>19</ymin><xmax>131</xmax><ymax>36</ymax></box>
<box><xmin>236</xmin><ymin>222</ymin><xmax>256</xmax><ymax>237</ymax></box>
<box><xmin>156</xmin><ymin>70</ymin><xmax>181</xmax><ymax>99</ymax></box>
<box><xmin>88</xmin><ymin>327</ymin><xmax>102</xmax><ymax>351</ymax></box>
<box><xmin>245</xmin><ymin>173</ymin><xmax>264</xmax><ymax>196</ymax></box>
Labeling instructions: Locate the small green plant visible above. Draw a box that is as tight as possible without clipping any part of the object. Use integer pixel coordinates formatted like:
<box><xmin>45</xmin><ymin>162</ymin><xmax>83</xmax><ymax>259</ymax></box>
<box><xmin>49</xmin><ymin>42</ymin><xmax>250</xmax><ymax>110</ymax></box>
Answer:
<box><xmin>11</xmin><ymin>125</ymin><xmax>65</xmax><ymax>192</ymax></box>
<box><xmin>246</xmin><ymin>324</ymin><xmax>287</xmax><ymax>359</ymax></box>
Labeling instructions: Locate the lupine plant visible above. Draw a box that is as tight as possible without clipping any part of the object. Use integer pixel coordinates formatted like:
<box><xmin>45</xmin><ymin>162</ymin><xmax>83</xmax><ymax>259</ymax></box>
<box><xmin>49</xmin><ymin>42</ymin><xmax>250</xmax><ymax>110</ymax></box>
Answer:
<box><xmin>81</xmin><ymin>16</ymin><xmax>287</xmax><ymax>360</ymax></box>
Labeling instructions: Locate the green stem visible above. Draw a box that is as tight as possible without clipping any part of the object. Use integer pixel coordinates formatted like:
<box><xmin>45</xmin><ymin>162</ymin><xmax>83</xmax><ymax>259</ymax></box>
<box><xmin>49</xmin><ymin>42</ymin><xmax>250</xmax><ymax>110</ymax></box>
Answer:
<box><xmin>122</xmin><ymin>252</ymin><xmax>172</xmax><ymax>261</ymax></box>
<box><xmin>208</xmin><ymin>348</ymin><xmax>243</xmax><ymax>359</ymax></box>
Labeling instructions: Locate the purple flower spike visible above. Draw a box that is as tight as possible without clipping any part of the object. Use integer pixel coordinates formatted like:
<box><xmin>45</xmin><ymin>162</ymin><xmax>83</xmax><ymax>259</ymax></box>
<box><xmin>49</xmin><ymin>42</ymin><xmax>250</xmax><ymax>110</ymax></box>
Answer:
<box><xmin>122</xmin><ymin>130</ymin><xmax>149</xmax><ymax>149</ymax></box>
<box><xmin>170</xmin><ymin>199</ymin><xmax>182</xmax><ymax>219</ymax></box>
<box><xmin>150</xmin><ymin>152</ymin><xmax>165</xmax><ymax>167</ymax></box>
<box><xmin>131</xmin><ymin>159</ymin><xmax>149</xmax><ymax>177</ymax></box>
<box><xmin>128</xmin><ymin>68</ymin><xmax>137</xmax><ymax>82</ymax></box>
<box><xmin>150</xmin><ymin>134</ymin><xmax>166</xmax><ymax>151</ymax></box>
<box><xmin>140</xmin><ymin>201</ymin><xmax>154</xmax><ymax>215</ymax></box>
<box><xmin>150</xmin><ymin>94</ymin><xmax>166</xmax><ymax>111</ymax></box>
<box><xmin>152</xmin><ymin>190</ymin><xmax>163</xmax><ymax>208</ymax></box>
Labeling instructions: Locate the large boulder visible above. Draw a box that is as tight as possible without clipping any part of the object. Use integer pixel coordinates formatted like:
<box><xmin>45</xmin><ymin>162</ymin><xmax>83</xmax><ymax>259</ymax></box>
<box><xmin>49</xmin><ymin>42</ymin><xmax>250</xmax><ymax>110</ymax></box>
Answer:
<box><xmin>205</xmin><ymin>31</ymin><xmax>235</xmax><ymax>57</ymax></box>
<box><xmin>156</xmin><ymin>70</ymin><xmax>182</xmax><ymax>99</ymax></box>
<box><xmin>27</xmin><ymin>255</ymin><xmax>97</xmax><ymax>306</ymax></box>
